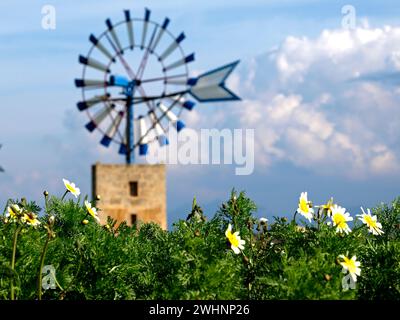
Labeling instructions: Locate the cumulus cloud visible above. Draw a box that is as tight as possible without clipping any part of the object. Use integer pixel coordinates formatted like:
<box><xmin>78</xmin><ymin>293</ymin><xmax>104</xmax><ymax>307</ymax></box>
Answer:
<box><xmin>220</xmin><ymin>24</ymin><xmax>400</xmax><ymax>178</ymax></box>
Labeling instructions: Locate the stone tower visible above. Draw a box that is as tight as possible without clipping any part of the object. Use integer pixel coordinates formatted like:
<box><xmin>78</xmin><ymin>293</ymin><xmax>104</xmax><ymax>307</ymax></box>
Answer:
<box><xmin>92</xmin><ymin>163</ymin><xmax>167</xmax><ymax>229</ymax></box>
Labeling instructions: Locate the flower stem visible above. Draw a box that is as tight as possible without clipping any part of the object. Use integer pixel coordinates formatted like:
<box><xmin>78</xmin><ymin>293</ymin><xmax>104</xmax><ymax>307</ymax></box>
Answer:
<box><xmin>61</xmin><ymin>190</ymin><xmax>69</xmax><ymax>201</ymax></box>
<box><xmin>293</xmin><ymin>211</ymin><xmax>298</xmax><ymax>224</ymax></box>
<box><xmin>44</xmin><ymin>196</ymin><xmax>49</xmax><ymax>213</ymax></box>
<box><xmin>10</xmin><ymin>225</ymin><xmax>22</xmax><ymax>300</ymax></box>
<box><xmin>37</xmin><ymin>235</ymin><xmax>51</xmax><ymax>300</ymax></box>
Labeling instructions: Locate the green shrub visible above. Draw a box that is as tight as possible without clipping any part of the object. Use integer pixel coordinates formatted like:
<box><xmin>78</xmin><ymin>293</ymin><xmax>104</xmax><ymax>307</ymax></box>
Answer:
<box><xmin>0</xmin><ymin>187</ymin><xmax>399</xmax><ymax>300</ymax></box>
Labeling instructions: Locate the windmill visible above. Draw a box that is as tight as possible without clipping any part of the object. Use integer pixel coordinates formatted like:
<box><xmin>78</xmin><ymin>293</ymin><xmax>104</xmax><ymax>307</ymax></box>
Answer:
<box><xmin>74</xmin><ymin>8</ymin><xmax>240</xmax><ymax>228</ymax></box>
<box><xmin>75</xmin><ymin>7</ymin><xmax>240</xmax><ymax>163</ymax></box>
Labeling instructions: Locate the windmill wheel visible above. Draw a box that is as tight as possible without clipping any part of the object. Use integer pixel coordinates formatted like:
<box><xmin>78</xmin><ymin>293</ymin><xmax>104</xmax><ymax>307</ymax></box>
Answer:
<box><xmin>75</xmin><ymin>8</ymin><xmax>196</xmax><ymax>162</ymax></box>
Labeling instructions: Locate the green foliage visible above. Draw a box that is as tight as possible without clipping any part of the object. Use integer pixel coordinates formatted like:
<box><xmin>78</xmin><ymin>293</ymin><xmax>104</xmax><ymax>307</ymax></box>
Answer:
<box><xmin>0</xmin><ymin>190</ymin><xmax>399</xmax><ymax>300</ymax></box>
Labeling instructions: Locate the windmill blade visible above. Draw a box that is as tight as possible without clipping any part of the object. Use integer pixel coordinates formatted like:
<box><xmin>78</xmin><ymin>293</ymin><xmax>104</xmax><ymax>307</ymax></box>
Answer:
<box><xmin>147</xmin><ymin>24</ymin><xmax>158</xmax><ymax>53</ymax></box>
<box><xmin>77</xmin><ymin>94</ymin><xmax>110</xmax><ymax>111</ymax></box>
<box><xmin>159</xmin><ymin>32</ymin><xmax>185</xmax><ymax>61</ymax></box>
<box><xmin>89</xmin><ymin>34</ymin><xmax>115</xmax><ymax>62</ymax></box>
<box><xmin>124</xmin><ymin>10</ymin><xmax>135</xmax><ymax>49</ymax></box>
<box><xmin>138</xmin><ymin>116</ymin><xmax>150</xmax><ymax>155</ymax></box>
<box><xmin>100</xmin><ymin>111</ymin><xmax>124</xmax><ymax>147</ymax></box>
<box><xmin>105</xmin><ymin>18</ymin><xmax>124</xmax><ymax>54</ymax></box>
<box><xmin>118</xmin><ymin>131</ymin><xmax>128</xmax><ymax>155</ymax></box>
<box><xmin>85</xmin><ymin>105</ymin><xmax>114</xmax><ymax>132</ymax></box>
<box><xmin>75</xmin><ymin>79</ymin><xmax>109</xmax><ymax>88</ymax></box>
<box><xmin>188</xmin><ymin>60</ymin><xmax>241</xmax><ymax>102</ymax></box>
<box><xmin>157</xmin><ymin>102</ymin><xmax>185</xmax><ymax>132</ymax></box>
<box><xmin>163</xmin><ymin>53</ymin><xmax>194</xmax><ymax>72</ymax></box>
<box><xmin>168</xmin><ymin>97</ymin><xmax>196</xmax><ymax>111</ymax></box>
<box><xmin>148</xmin><ymin>111</ymin><xmax>169</xmax><ymax>146</ymax></box>
<box><xmin>141</xmin><ymin>8</ymin><xmax>151</xmax><ymax>49</ymax></box>
<box><xmin>136</xmin><ymin>24</ymin><xmax>158</xmax><ymax>80</ymax></box>
<box><xmin>79</xmin><ymin>55</ymin><xmax>110</xmax><ymax>73</ymax></box>
<box><xmin>119</xmin><ymin>144</ymin><xmax>127</xmax><ymax>155</ymax></box>
<box><xmin>151</xmin><ymin>17</ymin><xmax>170</xmax><ymax>53</ymax></box>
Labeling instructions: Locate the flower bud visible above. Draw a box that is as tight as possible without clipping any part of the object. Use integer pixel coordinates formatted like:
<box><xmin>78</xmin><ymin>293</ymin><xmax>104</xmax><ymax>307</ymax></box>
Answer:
<box><xmin>295</xmin><ymin>226</ymin><xmax>306</xmax><ymax>233</ymax></box>
<box><xmin>82</xmin><ymin>219</ymin><xmax>89</xmax><ymax>225</ymax></box>
<box><xmin>324</xmin><ymin>274</ymin><xmax>332</xmax><ymax>281</ymax></box>
<box><xmin>96</xmin><ymin>194</ymin><xmax>101</xmax><ymax>201</ymax></box>
<box><xmin>43</xmin><ymin>191</ymin><xmax>49</xmax><ymax>197</ymax></box>
<box><xmin>49</xmin><ymin>215</ymin><xmax>55</xmax><ymax>225</ymax></box>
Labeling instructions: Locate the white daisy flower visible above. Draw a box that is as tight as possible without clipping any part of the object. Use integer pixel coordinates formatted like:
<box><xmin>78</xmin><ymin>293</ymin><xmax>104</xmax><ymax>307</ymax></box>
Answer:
<box><xmin>296</xmin><ymin>192</ymin><xmax>314</xmax><ymax>222</ymax></box>
<box><xmin>328</xmin><ymin>205</ymin><xmax>353</xmax><ymax>234</ymax></box>
<box><xmin>339</xmin><ymin>255</ymin><xmax>361</xmax><ymax>282</ymax></box>
<box><xmin>84</xmin><ymin>200</ymin><xmax>100</xmax><ymax>223</ymax></box>
<box><xmin>357</xmin><ymin>207</ymin><xmax>384</xmax><ymax>236</ymax></box>
<box><xmin>63</xmin><ymin>178</ymin><xmax>81</xmax><ymax>198</ymax></box>
<box><xmin>225</xmin><ymin>224</ymin><xmax>245</xmax><ymax>254</ymax></box>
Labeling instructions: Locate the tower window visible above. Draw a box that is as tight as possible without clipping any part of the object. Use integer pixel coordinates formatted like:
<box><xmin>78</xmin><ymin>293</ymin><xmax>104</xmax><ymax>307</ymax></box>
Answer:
<box><xmin>131</xmin><ymin>214</ymin><xmax>137</xmax><ymax>226</ymax></box>
<box><xmin>129</xmin><ymin>181</ymin><xmax>138</xmax><ymax>197</ymax></box>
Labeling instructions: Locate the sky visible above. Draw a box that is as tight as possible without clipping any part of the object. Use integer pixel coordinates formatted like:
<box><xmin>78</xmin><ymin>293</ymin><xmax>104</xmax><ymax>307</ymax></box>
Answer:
<box><xmin>0</xmin><ymin>0</ymin><xmax>400</xmax><ymax>226</ymax></box>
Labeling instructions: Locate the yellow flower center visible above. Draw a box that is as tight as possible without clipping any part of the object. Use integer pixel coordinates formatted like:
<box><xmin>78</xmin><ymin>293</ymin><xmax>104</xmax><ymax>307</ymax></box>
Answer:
<box><xmin>8</xmin><ymin>207</ymin><xmax>17</xmax><ymax>218</ymax></box>
<box><xmin>25</xmin><ymin>213</ymin><xmax>37</xmax><ymax>224</ymax></box>
<box><xmin>226</xmin><ymin>231</ymin><xmax>240</xmax><ymax>247</ymax></box>
<box><xmin>333</xmin><ymin>213</ymin><xmax>347</xmax><ymax>229</ymax></box>
<box><xmin>299</xmin><ymin>198</ymin><xmax>309</xmax><ymax>213</ymax></box>
<box><xmin>364</xmin><ymin>215</ymin><xmax>377</xmax><ymax>229</ymax></box>
<box><xmin>85</xmin><ymin>202</ymin><xmax>97</xmax><ymax>219</ymax></box>
<box><xmin>342</xmin><ymin>257</ymin><xmax>357</xmax><ymax>274</ymax></box>
<box><xmin>66</xmin><ymin>184</ymin><xmax>77</xmax><ymax>194</ymax></box>
<box><xmin>87</xmin><ymin>207</ymin><xmax>95</xmax><ymax>217</ymax></box>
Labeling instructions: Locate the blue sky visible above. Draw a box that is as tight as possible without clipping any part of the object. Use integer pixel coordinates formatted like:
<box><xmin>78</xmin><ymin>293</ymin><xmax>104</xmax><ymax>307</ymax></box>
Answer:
<box><xmin>0</xmin><ymin>0</ymin><xmax>400</xmax><ymax>226</ymax></box>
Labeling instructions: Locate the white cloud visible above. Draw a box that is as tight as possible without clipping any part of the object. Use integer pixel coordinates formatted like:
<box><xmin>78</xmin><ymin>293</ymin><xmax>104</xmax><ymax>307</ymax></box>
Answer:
<box><xmin>222</xmin><ymin>25</ymin><xmax>400</xmax><ymax>178</ymax></box>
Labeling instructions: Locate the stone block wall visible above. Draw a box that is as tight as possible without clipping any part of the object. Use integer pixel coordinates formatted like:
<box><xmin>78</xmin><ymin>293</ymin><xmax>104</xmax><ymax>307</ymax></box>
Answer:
<box><xmin>92</xmin><ymin>163</ymin><xmax>167</xmax><ymax>230</ymax></box>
